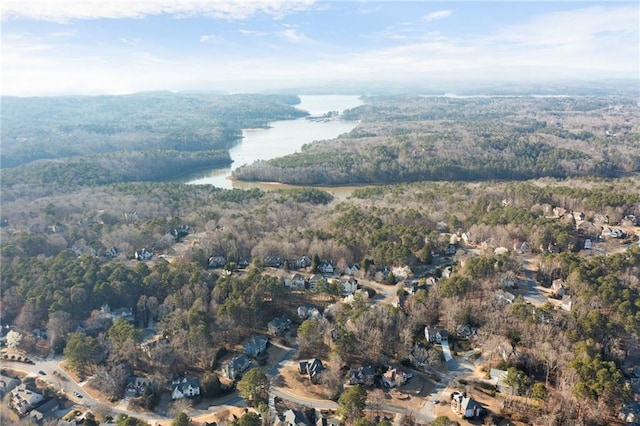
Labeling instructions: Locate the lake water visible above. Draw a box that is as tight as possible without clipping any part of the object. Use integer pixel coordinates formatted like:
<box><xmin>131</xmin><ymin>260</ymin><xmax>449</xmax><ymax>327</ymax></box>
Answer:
<box><xmin>182</xmin><ymin>95</ymin><xmax>363</xmax><ymax>190</ymax></box>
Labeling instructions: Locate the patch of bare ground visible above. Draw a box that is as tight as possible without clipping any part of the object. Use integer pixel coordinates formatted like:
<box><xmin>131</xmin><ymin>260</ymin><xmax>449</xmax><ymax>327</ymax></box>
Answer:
<box><xmin>384</xmin><ymin>377</ymin><xmax>434</xmax><ymax>411</ymax></box>
<box><xmin>278</xmin><ymin>362</ymin><xmax>331</xmax><ymax>400</ymax></box>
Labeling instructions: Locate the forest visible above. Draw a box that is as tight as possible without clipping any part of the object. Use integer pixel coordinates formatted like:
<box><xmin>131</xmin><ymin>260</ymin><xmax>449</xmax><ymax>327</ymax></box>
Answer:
<box><xmin>1</xmin><ymin>90</ymin><xmax>640</xmax><ymax>426</ymax></box>
<box><xmin>2</xmin><ymin>173</ymin><xmax>640</xmax><ymax>424</ymax></box>
<box><xmin>233</xmin><ymin>95</ymin><xmax>640</xmax><ymax>185</ymax></box>
<box><xmin>0</xmin><ymin>92</ymin><xmax>306</xmax><ymax>175</ymax></box>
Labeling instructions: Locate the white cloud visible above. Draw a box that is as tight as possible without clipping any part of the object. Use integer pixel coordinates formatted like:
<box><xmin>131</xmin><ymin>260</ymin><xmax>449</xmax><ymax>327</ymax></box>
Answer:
<box><xmin>239</xmin><ymin>29</ymin><xmax>268</xmax><ymax>36</ymax></box>
<box><xmin>279</xmin><ymin>28</ymin><xmax>311</xmax><ymax>44</ymax></box>
<box><xmin>422</xmin><ymin>10</ymin><xmax>452</xmax><ymax>22</ymax></box>
<box><xmin>1</xmin><ymin>0</ymin><xmax>316</xmax><ymax>22</ymax></box>
<box><xmin>1</xmin><ymin>3</ymin><xmax>637</xmax><ymax>95</ymax></box>
<box><xmin>200</xmin><ymin>34</ymin><xmax>222</xmax><ymax>43</ymax></box>
<box><xmin>120</xmin><ymin>37</ymin><xmax>140</xmax><ymax>46</ymax></box>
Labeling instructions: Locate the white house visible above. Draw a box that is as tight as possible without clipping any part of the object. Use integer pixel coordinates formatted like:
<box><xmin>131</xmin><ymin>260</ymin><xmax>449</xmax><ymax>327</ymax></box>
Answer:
<box><xmin>284</xmin><ymin>273</ymin><xmax>306</xmax><ymax>290</ymax></box>
<box><xmin>451</xmin><ymin>392</ymin><xmax>482</xmax><ymax>418</ymax></box>
<box><xmin>171</xmin><ymin>377</ymin><xmax>200</xmax><ymax>400</ymax></box>
<box><xmin>425</xmin><ymin>326</ymin><xmax>448</xmax><ymax>344</ymax></box>
<box><xmin>11</xmin><ymin>385</ymin><xmax>44</xmax><ymax>414</ymax></box>
<box><xmin>343</xmin><ymin>264</ymin><xmax>360</xmax><ymax>276</ymax></box>
<box><xmin>341</xmin><ymin>277</ymin><xmax>358</xmax><ymax>296</ymax></box>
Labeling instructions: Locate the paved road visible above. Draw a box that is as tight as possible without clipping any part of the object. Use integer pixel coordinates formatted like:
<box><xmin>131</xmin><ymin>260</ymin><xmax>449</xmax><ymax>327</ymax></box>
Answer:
<box><xmin>1</xmin><ymin>356</ymin><xmax>172</xmax><ymax>425</ymax></box>
<box><xmin>520</xmin><ymin>256</ymin><xmax>549</xmax><ymax>306</ymax></box>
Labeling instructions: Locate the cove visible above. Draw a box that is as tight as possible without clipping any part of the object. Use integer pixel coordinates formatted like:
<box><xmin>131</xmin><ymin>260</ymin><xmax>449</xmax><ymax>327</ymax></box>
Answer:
<box><xmin>180</xmin><ymin>95</ymin><xmax>363</xmax><ymax>192</ymax></box>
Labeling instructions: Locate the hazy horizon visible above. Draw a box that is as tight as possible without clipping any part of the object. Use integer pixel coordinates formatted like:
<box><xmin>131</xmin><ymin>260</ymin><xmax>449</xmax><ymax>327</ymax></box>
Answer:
<box><xmin>2</xmin><ymin>0</ymin><xmax>638</xmax><ymax>96</ymax></box>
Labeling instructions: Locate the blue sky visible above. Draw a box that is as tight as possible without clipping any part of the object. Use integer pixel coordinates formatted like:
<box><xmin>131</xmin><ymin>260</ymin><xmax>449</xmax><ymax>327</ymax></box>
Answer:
<box><xmin>1</xmin><ymin>1</ymin><xmax>638</xmax><ymax>95</ymax></box>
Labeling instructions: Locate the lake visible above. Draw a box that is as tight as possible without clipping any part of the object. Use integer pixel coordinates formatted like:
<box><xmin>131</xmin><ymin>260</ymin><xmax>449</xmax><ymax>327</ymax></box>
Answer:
<box><xmin>181</xmin><ymin>95</ymin><xmax>364</xmax><ymax>191</ymax></box>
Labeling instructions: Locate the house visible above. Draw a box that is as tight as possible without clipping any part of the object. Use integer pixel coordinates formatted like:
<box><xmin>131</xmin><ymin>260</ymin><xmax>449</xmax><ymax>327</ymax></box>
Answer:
<box><xmin>602</xmin><ymin>227</ymin><xmax>624</xmax><ymax>239</ymax></box>
<box><xmin>315</xmin><ymin>410</ymin><xmax>328</xmax><ymax>426</ymax></box>
<box><xmin>341</xmin><ymin>277</ymin><xmax>358</xmax><ymax>296</ymax></box>
<box><xmin>169</xmin><ymin>225</ymin><xmax>190</xmax><ymax>240</ymax></box>
<box><xmin>268</xmin><ymin>315</ymin><xmax>292</xmax><ymax>336</ymax></box>
<box><xmin>382</xmin><ymin>368</ymin><xmax>409</xmax><ymax>388</ymax></box>
<box><xmin>425</xmin><ymin>326</ymin><xmax>448</xmax><ymax>344</ymax></box>
<box><xmin>515</xmin><ymin>242</ymin><xmax>531</xmax><ymax>254</ymax></box>
<box><xmin>551</xmin><ymin>279</ymin><xmax>566</xmax><ymax>297</ymax></box>
<box><xmin>134</xmin><ymin>248</ymin><xmax>153</xmax><ymax>261</ymax></box>
<box><xmin>297</xmin><ymin>304</ymin><xmax>321</xmax><ymax>320</ymax></box>
<box><xmin>499</xmin><ymin>276</ymin><xmax>518</xmax><ymax>289</ymax></box>
<box><xmin>307</xmin><ymin>274</ymin><xmax>324</xmax><ymax>290</ymax></box>
<box><xmin>403</xmin><ymin>281</ymin><xmax>419</xmax><ymax>296</ymax></box>
<box><xmin>283</xmin><ymin>409</ymin><xmax>309</xmax><ymax>426</ymax></box>
<box><xmin>11</xmin><ymin>384</ymin><xmax>44</xmax><ymax>414</ymax></box>
<box><xmin>441</xmin><ymin>265</ymin><xmax>453</xmax><ymax>279</ymax></box>
<box><xmin>264</xmin><ymin>256</ymin><xmax>283</xmax><ymax>268</ymax></box>
<box><xmin>552</xmin><ymin>207</ymin><xmax>567</xmax><ymax>218</ymax></box>
<box><xmin>347</xmin><ymin>366</ymin><xmax>375</xmax><ymax>386</ymax></box>
<box><xmin>295</xmin><ymin>256</ymin><xmax>312</xmax><ymax>269</ymax></box>
<box><xmin>499</xmin><ymin>342</ymin><xmax>520</xmax><ymax>362</ymax></box>
<box><xmin>496</xmin><ymin>289</ymin><xmax>516</xmax><ymax>304</ymax></box>
<box><xmin>171</xmin><ymin>376</ymin><xmax>200</xmax><ymax>400</ymax></box>
<box><xmin>238</xmin><ymin>258</ymin><xmax>250</xmax><ymax>269</ymax></box>
<box><xmin>30</xmin><ymin>398</ymin><xmax>59</xmax><ymax>424</ymax></box>
<box><xmin>0</xmin><ymin>373</ymin><xmax>20</xmax><ymax>398</ymax></box>
<box><xmin>223</xmin><ymin>355</ymin><xmax>252</xmax><ymax>381</ymax></box>
<box><xmin>561</xmin><ymin>295</ymin><xmax>575</xmax><ymax>311</ymax></box>
<box><xmin>456</xmin><ymin>324</ymin><xmax>476</xmax><ymax>339</ymax></box>
<box><xmin>446</xmin><ymin>244</ymin><xmax>458</xmax><ymax>256</ymax></box>
<box><xmin>243</xmin><ymin>335</ymin><xmax>268</xmax><ymax>358</ymax></box>
<box><xmin>593</xmin><ymin>214</ymin><xmax>609</xmax><ymax>224</ymax></box>
<box><xmin>319</xmin><ymin>261</ymin><xmax>334</xmax><ymax>274</ymax></box>
<box><xmin>343</xmin><ymin>289</ymin><xmax>369</xmax><ymax>305</ymax></box>
<box><xmin>584</xmin><ymin>239</ymin><xmax>593</xmax><ymax>250</ymax></box>
<box><xmin>374</xmin><ymin>267</ymin><xmax>392</xmax><ymax>282</ymax></box>
<box><xmin>125</xmin><ymin>377</ymin><xmax>152</xmax><ymax>398</ymax></box>
<box><xmin>299</xmin><ymin>358</ymin><xmax>324</xmax><ymax>382</ymax></box>
<box><xmin>105</xmin><ymin>246</ymin><xmax>118</xmax><ymax>258</ymax></box>
<box><xmin>343</xmin><ymin>263</ymin><xmax>360</xmax><ymax>276</ymax></box>
<box><xmin>573</xmin><ymin>211</ymin><xmax>585</xmax><ymax>221</ymax></box>
<box><xmin>208</xmin><ymin>256</ymin><xmax>226</xmax><ymax>269</ymax></box>
<box><xmin>285</xmin><ymin>273</ymin><xmax>306</xmax><ymax>290</ymax></box>
<box><xmin>99</xmin><ymin>304</ymin><xmax>134</xmax><ymax>323</ymax></box>
<box><xmin>623</xmin><ymin>214</ymin><xmax>639</xmax><ymax>226</ymax></box>
<box><xmin>451</xmin><ymin>392</ymin><xmax>482</xmax><ymax>418</ymax></box>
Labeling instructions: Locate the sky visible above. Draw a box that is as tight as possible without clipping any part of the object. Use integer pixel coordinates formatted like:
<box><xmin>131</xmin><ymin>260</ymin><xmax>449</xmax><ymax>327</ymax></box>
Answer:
<box><xmin>1</xmin><ymin>0</ymin><xmax>638</xmax><ymax>96</ymax></box>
